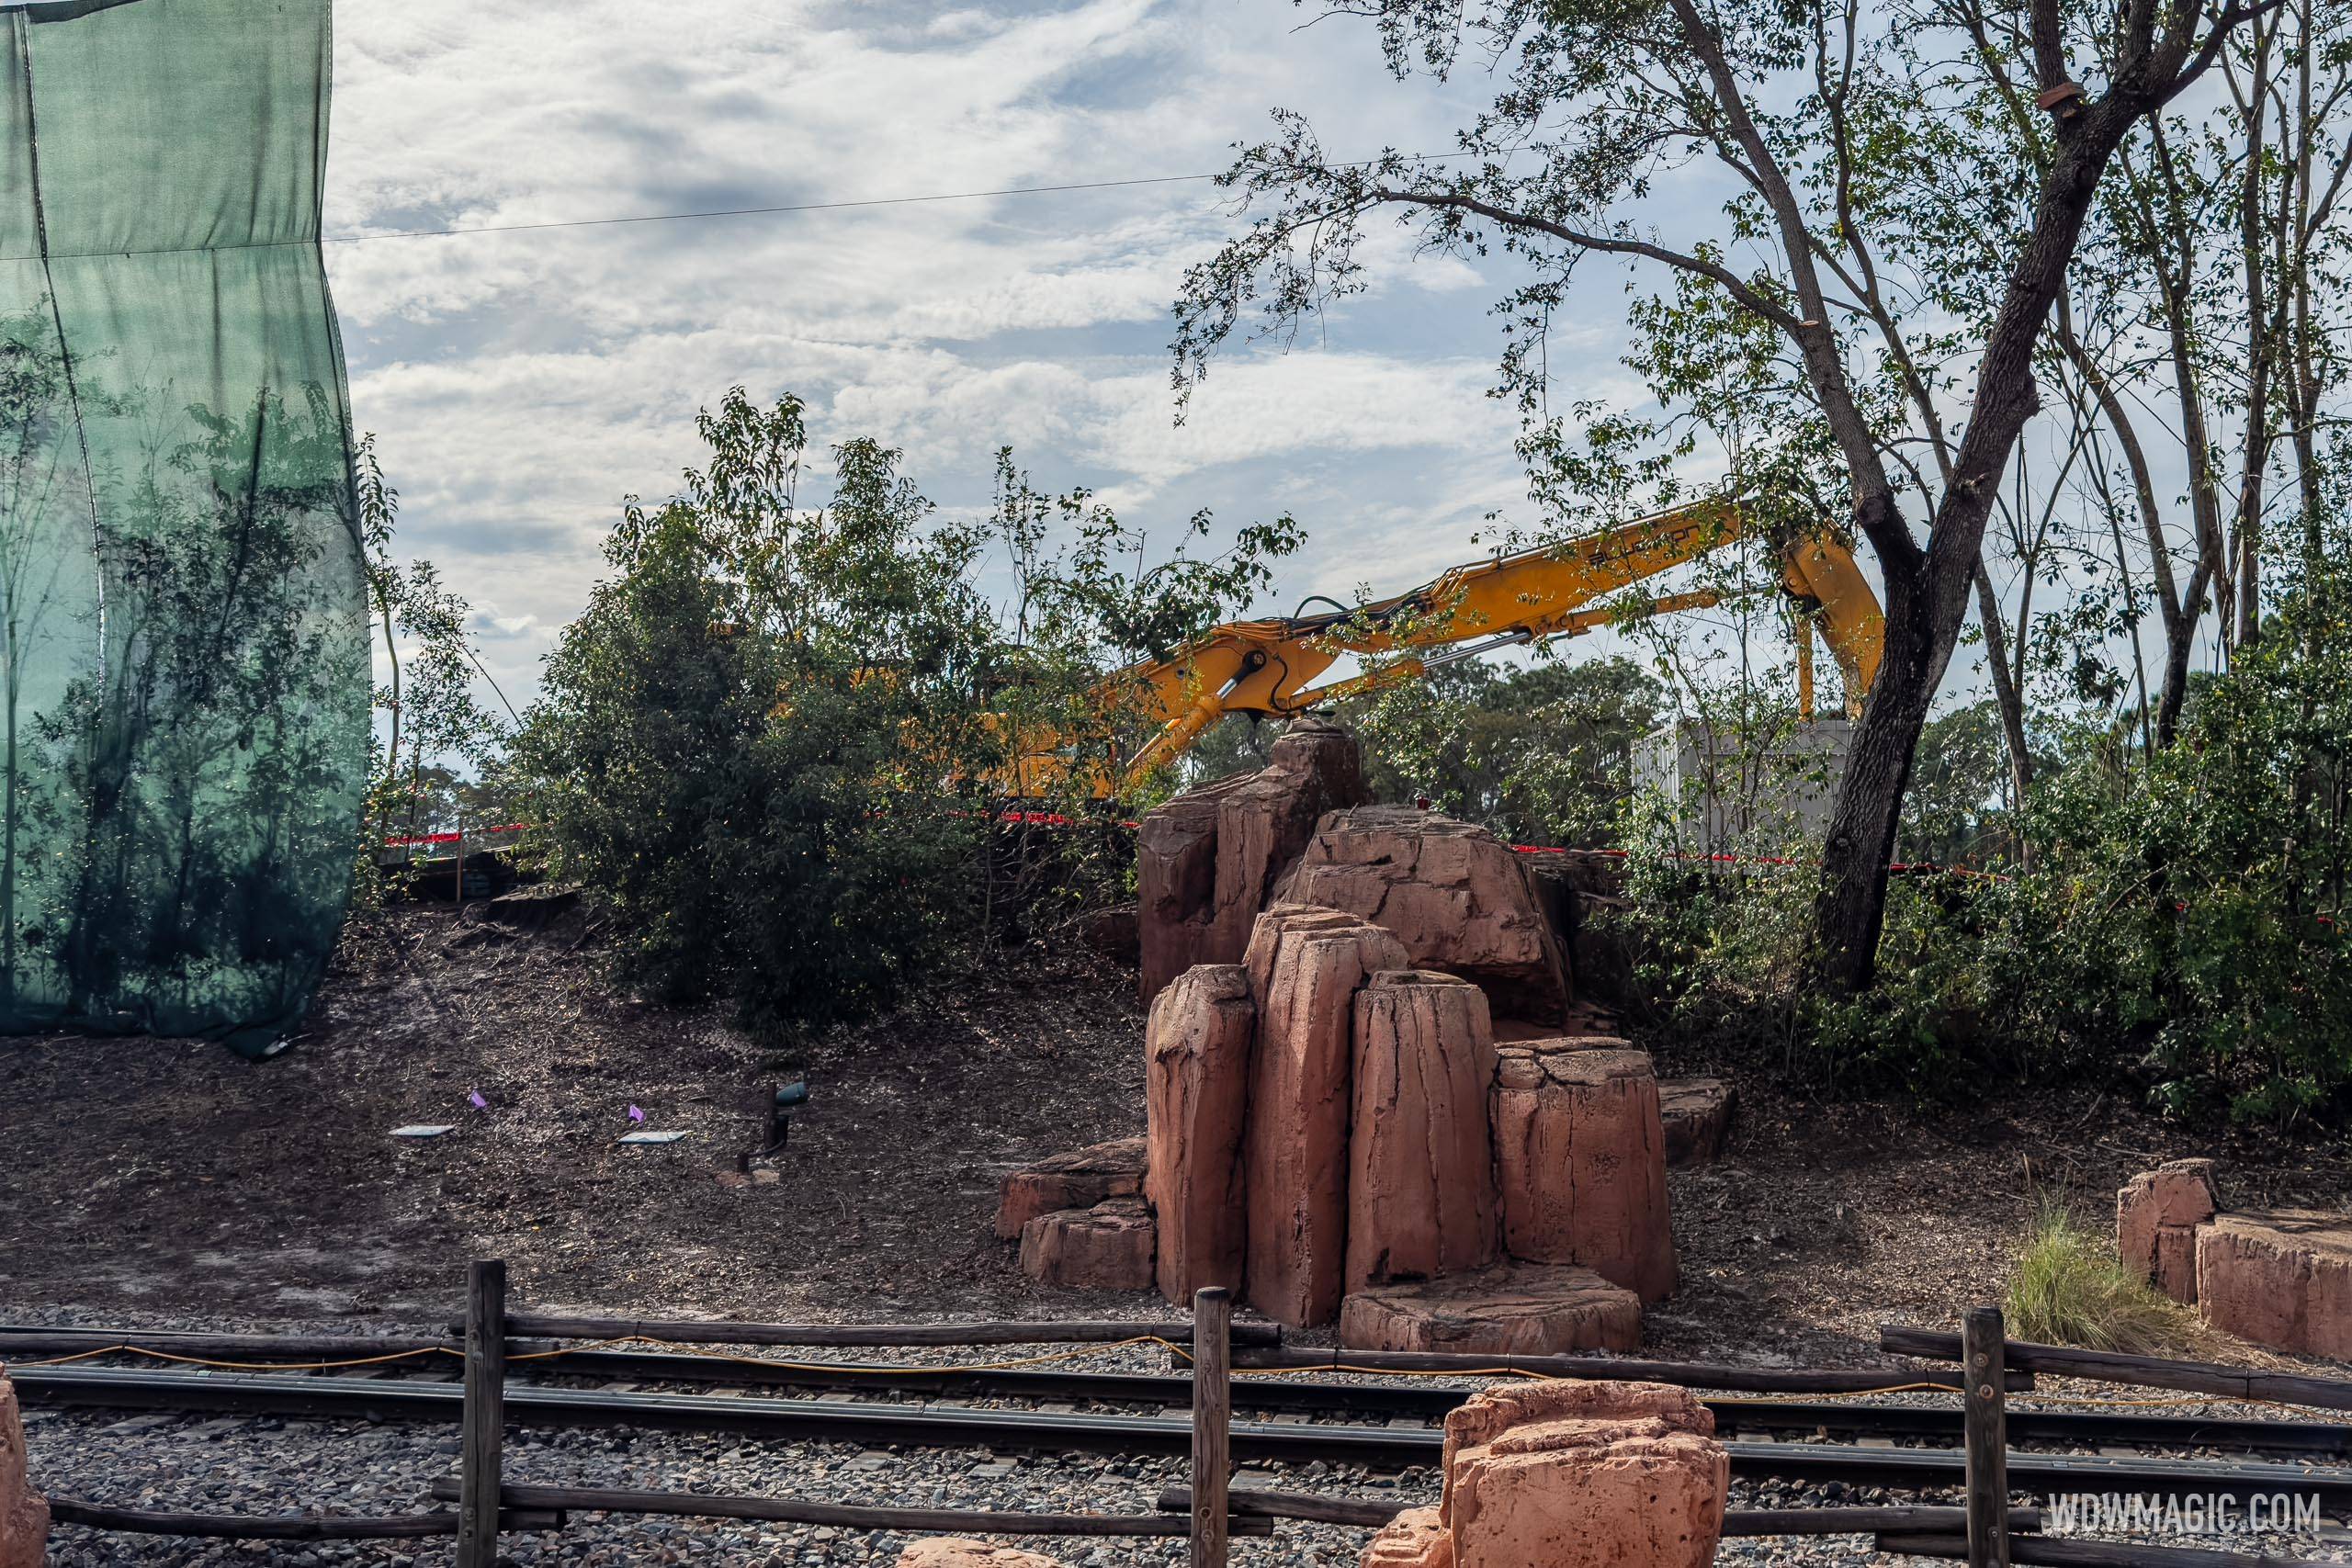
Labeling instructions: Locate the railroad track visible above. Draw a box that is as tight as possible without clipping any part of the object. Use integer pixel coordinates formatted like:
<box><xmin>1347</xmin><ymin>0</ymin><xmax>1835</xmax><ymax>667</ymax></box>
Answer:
<box><xmin>10</xmin><ymin>1331</ymin><xmax>2352</xmax><ymax>1459</ymax></box>
<box><xmin>18</xmin><ymin>1363</ymin><xmax>2352</xmax><ymax>1506</ymax></box>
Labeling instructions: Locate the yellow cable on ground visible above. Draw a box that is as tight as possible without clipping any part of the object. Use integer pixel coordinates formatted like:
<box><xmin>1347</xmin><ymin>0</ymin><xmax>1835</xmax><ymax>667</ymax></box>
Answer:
<box><xmin>7</xmin><ymin>1344</ymin><xmax>458</xmax><ymax>1372</ymax></box>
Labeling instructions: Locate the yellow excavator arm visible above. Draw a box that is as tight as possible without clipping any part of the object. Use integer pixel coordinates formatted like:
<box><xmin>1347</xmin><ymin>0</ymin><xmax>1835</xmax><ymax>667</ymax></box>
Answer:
<box><xmin>1009</xmin><ymin>498</ymin><xmax>1884</xmax><ymax>797</ymax></box>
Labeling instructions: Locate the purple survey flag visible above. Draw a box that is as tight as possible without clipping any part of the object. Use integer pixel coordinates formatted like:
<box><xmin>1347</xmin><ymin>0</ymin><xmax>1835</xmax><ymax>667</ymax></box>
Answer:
<box><xmin>628</xmin><ymin>1104</ymin><xmax>646</xmax><ymax>1123</ymax></box>
<box><xmin>468</xmin><ymin>1089</ymin><xmax>489</xmax><ymax>1111</ymax></box>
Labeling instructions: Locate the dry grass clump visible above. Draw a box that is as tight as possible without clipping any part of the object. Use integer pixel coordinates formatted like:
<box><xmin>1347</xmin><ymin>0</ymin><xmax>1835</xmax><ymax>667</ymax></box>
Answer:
<box><xmin>2005</xmin><ymin>1205</ymin><xmax>2193</xmax><ymax>1355</ymax></box>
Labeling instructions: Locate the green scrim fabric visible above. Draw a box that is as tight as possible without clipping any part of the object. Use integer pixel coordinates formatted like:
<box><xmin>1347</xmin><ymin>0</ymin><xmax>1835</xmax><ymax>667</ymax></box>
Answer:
<box><xmin>0</xmin><ymin>0</ymin><xmax>365</xmax><ymax>1055</ymax></box>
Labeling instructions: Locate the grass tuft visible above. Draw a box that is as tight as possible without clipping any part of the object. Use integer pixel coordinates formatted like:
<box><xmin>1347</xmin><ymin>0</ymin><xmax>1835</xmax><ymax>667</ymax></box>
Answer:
<box><xmin>2005</xmin><ymin>1204</ymin><xmax>2191</xmax><ymax>1355</ymax></box>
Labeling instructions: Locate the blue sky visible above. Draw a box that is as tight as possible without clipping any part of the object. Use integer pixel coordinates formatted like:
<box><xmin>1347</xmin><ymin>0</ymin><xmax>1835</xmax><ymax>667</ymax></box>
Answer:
<box><xmin>324</xmin><ymin>0</ymin><xmax>1668</xmax><ymax>705</ymax></box>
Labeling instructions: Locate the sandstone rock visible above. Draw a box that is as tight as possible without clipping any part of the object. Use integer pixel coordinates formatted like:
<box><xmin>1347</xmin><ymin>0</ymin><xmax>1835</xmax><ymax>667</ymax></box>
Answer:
<box><xmin>1242</xmin><ymin>903</ymin><xmax>1374</xmax><ymax>997</ymax></box>
<box><xmin>2117</xmin><ymin>1159</ymin><xmax>2219</xmax><ymax>1304</ymax></box>
<box><xmin>1243</xmin><ymin>908</ymin><xmax>1410</xmax><ymax>1326</ymax></box>
<box><xmin>1079</xmin><ymin>903</ymin><xmax>1140</xmax><ymax>967</ymax></box>
<box><xmin>1521</xmin><ymin>851</ymin><xmax>1640</xmax><ymax>1008</ymax></box>
<box><xmin>1277</xmin><ymin>807</ymin><xmax>1569</xmax><ymax>1023</ymax></box>
<box><xmin>1136</xmin><ymin>773</ymin><xmax>1250</xmax><ymax>1004</ymax></box>
<box><xmin>0</xmin><ymin>1376</ymin><xmax>45</xmax><ymax>1568</ymax></box>
<box><xmin>1018</xmin><ymin>1197</ymin><xmax>1156</xmax><ymax>1292</ymax></box>
<box><xmin>2197</xmin><ymin>1209</ymin><xmax>2352</xmax><ymax>1360</ymax></box>
<box><xmin>1347</xmin><ymin>970</ymin><xmax>1499</xmax><ymax>1292</ymax></box>
<box><xmin>1207</xmin><ymin>716</ymin><xmax>1368</xmax><ymax>960</ymax></box>
<box><xmin>895</xmin><ymin>1541</ymin><xmax>1067</xmax><ymax>1568</ymax></box>
<box><xmin>1490</xmin><ymin>1041</ymin><xmax>1677</xmax><ymax>1302</ymax></box>
<box><xmin>1340</xmin><ymin>1261</ymin><xmax>1642</xmax><ymax>1356</ymax></box>
<box><xmin>1657</xmin><ymin>1078</ymin><xmax>1735</xmax><ymax>1168</ymax></box>
<box><xmin>1440</xmin><ymin>1380</ymin><xmax>1724</xmax><ymax>1568</ymax></box>
<box><xmin>1145</xmin><ymin>964</ymin><xmax>1256</xmax><ymax>1300</ymax></box>
<box><xmin>994</xmin><ymin>1137</ymin><xmax>1147</xmax><ymax>1242</ymax></box>
<box><xmin>1361</xmin><ymin>1506</ymin><xmax>1453</xmax><ymax>1568</ymax></box>
<box><xmin>1136</xmin><ymin>719</ymin><xmax>1369</xmax><ymax>1006</ymax></box>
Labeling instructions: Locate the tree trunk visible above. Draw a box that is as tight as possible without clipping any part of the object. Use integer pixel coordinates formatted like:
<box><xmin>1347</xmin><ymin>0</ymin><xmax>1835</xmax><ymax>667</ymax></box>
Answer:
<box><xmin>1812</xmin><ymin>558</ymin><xmax>1939</xmax><ymax>988</ymax></box>
<box><xmin>1811</xmin><ymin>96</ymin><xmax>2141</xmax><ymax>990</ymax></box>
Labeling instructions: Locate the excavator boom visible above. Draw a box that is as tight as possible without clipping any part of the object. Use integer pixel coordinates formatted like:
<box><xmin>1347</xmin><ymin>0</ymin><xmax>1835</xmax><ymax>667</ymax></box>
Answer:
<box><xmin>1008</xmin><ymin>498</ymin><xmax>1884</xmax><ymax>797</ymax></box>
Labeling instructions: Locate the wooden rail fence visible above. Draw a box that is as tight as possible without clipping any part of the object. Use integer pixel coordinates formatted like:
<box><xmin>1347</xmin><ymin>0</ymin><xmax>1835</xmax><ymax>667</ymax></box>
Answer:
<box><xmin>21</xmin><ymin>1268</ymin><xmax>2352</xmax><ymax>1565</ymax></box>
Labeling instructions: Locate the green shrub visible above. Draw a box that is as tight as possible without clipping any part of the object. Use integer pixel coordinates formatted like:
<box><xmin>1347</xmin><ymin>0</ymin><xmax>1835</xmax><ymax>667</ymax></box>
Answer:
<box><xmin>1588</xmin><ymin>550</ymin><xmax>2352</xmax><ymax>1124</ymax></box>
<box><xmin>510</xmin><ymin>390</ymin><xmax>1298</xmax><ymax>1035</ymax></box>
<box><xmin>2005</xmin><ymin>1206</ymin><xmax>2188</xmax><ymax>1355</ymax></box>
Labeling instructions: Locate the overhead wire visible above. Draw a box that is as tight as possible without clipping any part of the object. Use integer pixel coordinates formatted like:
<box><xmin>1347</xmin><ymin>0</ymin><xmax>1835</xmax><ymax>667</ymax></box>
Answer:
<box><xmin>0</xmin><ymin>152</ymin><xmax>1469</xmax><ymax>265</ymax></box>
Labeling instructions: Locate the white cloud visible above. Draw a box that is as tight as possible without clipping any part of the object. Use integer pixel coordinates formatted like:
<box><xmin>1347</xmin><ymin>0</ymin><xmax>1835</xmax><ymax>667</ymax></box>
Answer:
<box><xmin>326</xmin><ymin>0</ymin><xmax>1632</xmax><ymax>703</ymax></box>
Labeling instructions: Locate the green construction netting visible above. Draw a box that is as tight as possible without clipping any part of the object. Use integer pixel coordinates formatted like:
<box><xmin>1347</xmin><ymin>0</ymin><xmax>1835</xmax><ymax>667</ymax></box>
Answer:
<box><xmin>0</xmin><ymin>0</ymin><xmax>366</xmax><ymax>1055</ymax></box>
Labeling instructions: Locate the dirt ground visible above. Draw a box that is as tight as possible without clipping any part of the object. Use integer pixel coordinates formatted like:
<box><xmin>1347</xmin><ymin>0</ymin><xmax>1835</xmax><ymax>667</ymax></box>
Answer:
<box><xmin>6</xmin><ymin>902</ymin><xmax>2350</xmax><ymax>1362</ymax></box>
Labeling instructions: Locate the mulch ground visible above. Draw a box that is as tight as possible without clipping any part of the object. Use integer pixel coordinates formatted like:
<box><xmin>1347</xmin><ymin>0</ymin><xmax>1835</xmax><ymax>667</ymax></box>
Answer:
<box><xmin>6</xmin><ymin>900</ymin><xmax>2350</xmax><ymax>1362</ymax></box>
<box><xmin>1</xmin><ymin>903</ymin><xmax>1149</xmax><ymax>1325</ymax></box>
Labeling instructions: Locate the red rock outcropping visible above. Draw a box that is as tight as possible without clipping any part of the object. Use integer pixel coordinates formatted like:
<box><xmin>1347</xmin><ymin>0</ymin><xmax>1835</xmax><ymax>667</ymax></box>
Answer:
<box><xmin>1017</xmin><ymin>1197</ymin><xmax>1156</xmax><ymax>1292</ymax></box>
<box><xmin>1144</xmin><ymin>964</ymin><xmax>1256</xmax><ymax>1300</ymax></box>
<box><xmin>1362</xmin><ymin>1506</ymin><xmax>1453</xmax><ymax>1568</ymax></box>
<box><xmin>2116</xmin><ymin>1158</ymin><xmax>2219</xmax><ymax>1304</ymax></box>
<box><xmin>1340</xmin><ymin>1261</ymin><xmax>1641</xmax><ymax>1356</ymax></box>
<box><xmin>1277</xmin><ymin>807</ymin><xmax>1570</xmax><ymax>1024</ymax></box>
<box><xmin>1438</xmin><ymin>1381</ymin><xmax>1726</xmax><ymax>1568</ymax></box>
<box><xmin>1114</xmin><ymin>730</ymin><xmax>1684</xmax><ymax>1347</ymax></box>
<box><xmin>1657</xmin><ymin>1077</ymin><xmax>1735</xmax><ymax>1168</ymax></box>
<box><xmin>994</xmin><ymin>1137</ymin><xmax>1146</xmax><ymax>1242</ymax></box>
<box><xmin>1136</xmin><ymin>718</ymin><xmax>1368</xmax><ymax>1004</ymax></box>
<box><xmin>2197</xmin><ymin>1210</ymin><xmax>2352</xmax><ymax>1360</ymax></box>
<box><xmin>1243</xmin><ymin>907</ymin><xmax>1410</xmax><ymax>1326</ymax></box>
<box><xmin>1489</xmin><ymin>1041</ymin><xmax>1677</xmax><ymax>1302</ymax></box>
<box><xmin>0</xmin><ymin>1375</ymin><xmax>45</xmax><ymax>1568</ymax></box>
<box><xmin>1135</xmin><ymin>774</ymin><xmax>1242</xmax><ymax>1004</ymax></box>
<box><xmin>1347</xmin><ymin>970</ymin><xmax>1499</xmax><ymax>1292</ymax></box>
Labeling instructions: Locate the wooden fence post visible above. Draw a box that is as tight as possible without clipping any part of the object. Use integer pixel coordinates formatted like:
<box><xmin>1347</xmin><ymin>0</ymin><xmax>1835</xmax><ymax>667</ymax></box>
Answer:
<box><xmin>458</xmin><ymin>1259</ymin><xmax>507</xmax><ymax>1568</ymax></box>
<box><xmin>1190</xmin><ymin>1286</ymin><xmax>1232</xmax><ymax>1568</ymax></box>
<box><xmin>1962</xmin><ymin>1305</ymin><xmax>2010</xmax><ymax>1568</ymax></box>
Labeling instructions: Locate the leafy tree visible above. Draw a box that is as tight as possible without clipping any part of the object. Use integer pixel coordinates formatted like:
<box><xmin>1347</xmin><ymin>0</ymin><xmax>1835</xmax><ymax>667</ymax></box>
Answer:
<box><xmin>1335</xmin><ymin>655</ymin><xmax>1668</xmax><ymax>846</ymax></box>
<box><xmin>513</xmin><ymin>389</ymin><xmax>1298</xmax><ymax>1032</ymax></box>
<box><xmin>355</xmin><ymin>435</ymin><xmax>514</xmax><ymax>874</ymax></box>
<box><xmin>1173</xmin><ymin>0</ymin><xmax>2287</xmax><ymax>995</ymax></box>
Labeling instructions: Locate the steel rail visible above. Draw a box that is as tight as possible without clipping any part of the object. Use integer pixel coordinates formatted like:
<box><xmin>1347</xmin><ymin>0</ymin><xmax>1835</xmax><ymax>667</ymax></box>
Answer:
<box><xmin>17</xmin><ymin>1366</ymin><xmax>2352</xmax><ymax>1503</ymax></box>
<box><xmin>11</xmin><ymin>1337</ymin><xmax>2349</xmax><ymax>1456</ymax></box>
<box><xmin>523</xmin><ymin>1348</ymin><xmax>2352</xmax><ymax>1456</ymax></box>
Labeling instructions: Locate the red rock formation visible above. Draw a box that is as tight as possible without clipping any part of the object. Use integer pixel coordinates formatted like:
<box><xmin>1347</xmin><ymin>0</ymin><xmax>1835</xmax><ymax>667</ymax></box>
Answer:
<box><xmin>1242</xmin><ymin>907</ymin><xmax>1410</xmax><ymax>1326</ymax></box>
<box><xmin>1136</xmin><ymin>774</ymin><xmax>1248</xmax><ymax>1004</ymax></box>
<box><xmin>1205</xmin><ymin>717</ymin><xmax>1365</xmax><ymax>959</ymax></box>
<box><xmin>1136</xmin><ymin>718</ymin><xmax>1368</xmax><ymax>1005</ymax></box>
<box><xmin>896</xmin><ymin>1542</ymin><xmax>1068</xmax><ymax>1568</ymax></box>
<box><xmin>0</xmin><ymin>1375</ymin><xmax>46</xmax><ymax>1568</ymax></box>
<box><xmin>1361</xmin><ymin>1506</ymin><xmax>1454</xmax><ymax>1568</ymax></box>
<box><xmin>1347</xmin><ymin>970</ymin><xmax>1499</xmax><ymax>1292</ymax></box>
<box><xmin>1657</xmin><ymin>1078</ymin><xmax>1736</xmax><ymax>1168</ymax></box>
<box><xmin>1439</xmin><ymin>1380</ymin><xmax>1725</xmax><ymax>1568</ymax></box>
<box><xmin>1144</xmin><ymin>964</ymin><xmax>1256</xmax><ymax>1300</ymax></box>
<box><xmin>994</xmin><ymin>1137</ymin><xmax>1146</xmax><ymax>1241</ymax></box>
<box><xmin>1017</xmin><ymin>1197</ymin><xmax>1157</xmax><ymax>1292</ymax></box>
<box><xmin>1490</xmin><ymin>1041</ymin><xmax>1677</xmax><ymax>1302</ymax></box>
<box><xmin>1078</xmin><ymin>903</ymin><xmax>1140</xmax><ymax>967</ymax></box>
<box><xmin>1276</xmin><ymin>807</ymin><xmax>1569</xmax><ymax>1023</ymax></box>
<box><xmin>1339</xmin><ymin>1261</ymin><xmax>1642</xmax><ymax>1355</ymax></box>
<box><xmin>2116</xmin><ymin>1159</ymin><xmax>2218</xmax><ymax>1304</ymax></box>
<box><xmin>2197</xmin><ymin>1209</ymin><xmax>2352</xmax><ymax>1359</ymax></box>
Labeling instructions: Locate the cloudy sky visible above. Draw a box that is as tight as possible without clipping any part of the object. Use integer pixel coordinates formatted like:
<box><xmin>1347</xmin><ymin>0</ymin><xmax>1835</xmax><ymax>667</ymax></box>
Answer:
<box><xmin>324</xmin><ymin>0</ymin><xmax>1665</xmax><ymax>705</ymax></box>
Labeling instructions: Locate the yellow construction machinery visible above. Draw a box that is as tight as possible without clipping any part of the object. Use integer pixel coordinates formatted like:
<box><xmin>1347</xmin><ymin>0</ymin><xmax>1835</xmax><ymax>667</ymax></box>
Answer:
<box><xmin>1006</xmin><ymin>498</ymin><xmax>1884</xmax><ymax>798</ymax></box>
